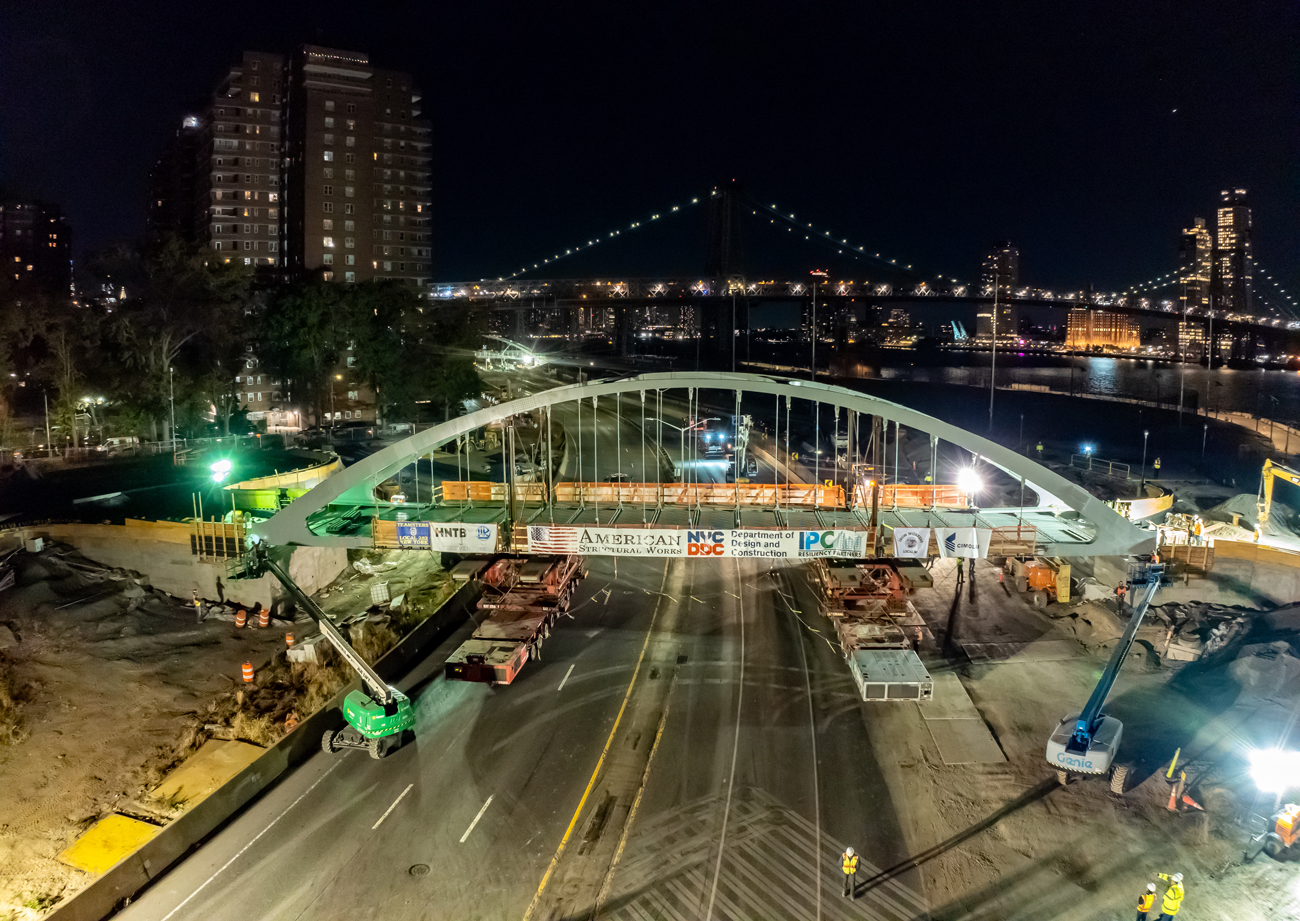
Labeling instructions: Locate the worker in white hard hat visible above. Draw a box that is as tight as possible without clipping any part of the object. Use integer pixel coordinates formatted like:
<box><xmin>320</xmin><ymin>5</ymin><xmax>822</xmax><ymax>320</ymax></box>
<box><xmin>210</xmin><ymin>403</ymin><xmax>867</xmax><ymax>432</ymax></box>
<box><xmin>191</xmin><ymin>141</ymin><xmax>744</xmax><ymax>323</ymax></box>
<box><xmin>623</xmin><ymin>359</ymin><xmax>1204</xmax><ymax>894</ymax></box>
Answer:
<box><xmin>1136</xmin><ymin>881</ymin><xmax>1156</xmax><ymax>920</ymax></box>
<box><xmin>840</xmin><ymin>846</ymin><xmax>860</xmax><ymax>899</ymax></box>
<box><xmin>1155</xmin><ymin>871</ymin><xmax>1184</xmax><ymax>918</ymax></box>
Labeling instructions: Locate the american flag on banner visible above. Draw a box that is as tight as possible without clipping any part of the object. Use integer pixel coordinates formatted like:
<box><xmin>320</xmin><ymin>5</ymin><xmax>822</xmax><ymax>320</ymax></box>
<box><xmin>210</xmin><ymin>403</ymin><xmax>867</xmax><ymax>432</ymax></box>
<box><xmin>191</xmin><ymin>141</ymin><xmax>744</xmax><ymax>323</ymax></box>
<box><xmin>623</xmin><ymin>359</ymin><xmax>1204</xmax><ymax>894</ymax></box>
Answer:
<box><xmin>528</xmin><ymin>526</ymin><xmax>579</xmax><ymax>553</ymax></box>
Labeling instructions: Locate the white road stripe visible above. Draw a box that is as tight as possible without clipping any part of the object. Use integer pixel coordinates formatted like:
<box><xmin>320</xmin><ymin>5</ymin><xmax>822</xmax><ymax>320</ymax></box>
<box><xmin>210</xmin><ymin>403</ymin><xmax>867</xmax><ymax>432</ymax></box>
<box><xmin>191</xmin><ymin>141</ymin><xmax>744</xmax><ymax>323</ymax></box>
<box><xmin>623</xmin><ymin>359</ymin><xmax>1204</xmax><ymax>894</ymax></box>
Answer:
<box><xmin>557</xmin><ymin>664</ymin><xmax>576</xmax><ymax>691</ymax></box>
<box><xmin>371</xmin><ymin>783</ymin><xmax>414</xmax><ymax>830</ymax></box>
<box><xmin>459</xmin><ymin>795</ymin><xmax>494</xmax><ymax>843</ymax></box>
<box><xmin>160</xmin><ymin>759</ymin><xmax>344</xmax><ymax>921</ymax></box>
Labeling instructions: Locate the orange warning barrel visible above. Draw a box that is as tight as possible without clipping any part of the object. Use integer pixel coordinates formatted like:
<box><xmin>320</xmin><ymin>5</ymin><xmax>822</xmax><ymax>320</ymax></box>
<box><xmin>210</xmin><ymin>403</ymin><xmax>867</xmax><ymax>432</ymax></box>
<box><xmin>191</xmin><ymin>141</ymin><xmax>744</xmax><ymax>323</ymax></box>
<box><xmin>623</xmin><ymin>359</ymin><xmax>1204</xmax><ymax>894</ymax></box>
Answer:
<box><xmin>258</xmin><ymin>608</ymin><xmax>269</xmax><ymax>628</ymax></box>
<box><xmin>285</xmin><ymin>632</ymin><xmax>294</xmax><ymax>648</ymax></box>
<box><xmin>241</xmin><ymin>661</ymin><xmax>254</xmax><ymax>683</ymax></box>
<box><xmin>235</xmin><ymin>609</ymin><xmax>247</xmax><ymax>628</ymax></box>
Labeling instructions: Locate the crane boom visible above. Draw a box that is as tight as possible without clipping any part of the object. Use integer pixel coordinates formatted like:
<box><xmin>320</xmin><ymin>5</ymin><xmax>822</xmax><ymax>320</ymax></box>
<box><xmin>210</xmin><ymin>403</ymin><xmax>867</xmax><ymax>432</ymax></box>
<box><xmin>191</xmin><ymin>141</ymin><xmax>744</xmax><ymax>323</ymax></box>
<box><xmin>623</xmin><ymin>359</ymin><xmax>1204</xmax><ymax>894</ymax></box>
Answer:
<box><xmin>259</xmin><ymin>553</ymin><xmax>395</xmax><ymax>705</ymax></box>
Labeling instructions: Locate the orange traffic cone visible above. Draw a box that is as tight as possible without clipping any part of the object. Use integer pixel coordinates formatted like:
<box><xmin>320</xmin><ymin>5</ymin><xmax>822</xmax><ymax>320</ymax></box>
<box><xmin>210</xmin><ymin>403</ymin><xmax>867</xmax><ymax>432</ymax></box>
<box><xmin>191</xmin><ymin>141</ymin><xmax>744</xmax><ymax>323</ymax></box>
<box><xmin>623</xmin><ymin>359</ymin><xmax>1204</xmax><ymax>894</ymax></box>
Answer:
<box><xmin>241</xmin><ymin>661</ymin><xmax>254</xmax><ymax>683</ymax></box>
<box><xmin>258</xmin><ymin>608</ymin><xmax>269</xmax><ymax>628</ymax></box>
<box><xmin>285</xmin><ymin>632</ymin><xmax>294</xmax><ymax>648</ymax></box>
<box><xmin>1181</xmin><ymin>795</ymin><xmax>1205</xmax><ymax>812</ymax></box>
<box><xmin>1167</xmin><ymin>786</ymin><xmax>1179</xmax><ymax>811</ymax></box>
<box><xmin>235</xmin><ymin>609</ymin><xmax>247</xmax><ymax>628</ymax></box>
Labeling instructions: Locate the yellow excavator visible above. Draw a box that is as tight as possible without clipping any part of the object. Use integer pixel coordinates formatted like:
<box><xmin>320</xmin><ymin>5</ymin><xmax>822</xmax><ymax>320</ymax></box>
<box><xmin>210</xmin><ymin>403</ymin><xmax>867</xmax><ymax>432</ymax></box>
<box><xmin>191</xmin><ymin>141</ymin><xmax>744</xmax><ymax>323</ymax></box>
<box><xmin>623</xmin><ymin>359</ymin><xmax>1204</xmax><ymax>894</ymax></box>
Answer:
<box><xmin>1257</xmin><ymin>459</ymin><xmax>1300</xmax><ymax>531</ymax></box>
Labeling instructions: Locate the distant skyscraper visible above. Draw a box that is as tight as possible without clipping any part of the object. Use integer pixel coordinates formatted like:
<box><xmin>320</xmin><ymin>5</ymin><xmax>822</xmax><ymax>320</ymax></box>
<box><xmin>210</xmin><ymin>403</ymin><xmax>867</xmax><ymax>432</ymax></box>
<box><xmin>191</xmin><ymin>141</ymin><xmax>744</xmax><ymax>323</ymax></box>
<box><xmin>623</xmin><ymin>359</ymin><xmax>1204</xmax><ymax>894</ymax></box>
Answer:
<box><xmin>0</xmin><ymin>200</ymin><xmax>72</xmax><ymax>293</ymax></box>
<box><xmin>148</xmin><ymin>114</ymin><xmax>202</xmax><ymax>245</ymax></box>
<box><xmin>1065</xmin><ymin>309</ymin><xmax>1139</xmax><ymax>351</ymax></box>
<box><xmin>1213</xmin><ymin>188</ymin><xmax>1252</xmax><ymax>313</ymax></box>
<box><xmin>977</xmin><ymin>241</ymin><xmax>1019</xmax><ymax>339</ymax></box>
<box><xmin>160</xmin><ymin>46</ymin><xmax>432</xmax><ymax>288</ymax></box>
<box><xmin>1177</xmin><ymin>217</ymin><xmax>1212</xmax><ymax>313</ymax></box>
<box><xmin>284</xmin><ymin>45</ymin><xmax>433</xmax><ymax>288</ymax></box>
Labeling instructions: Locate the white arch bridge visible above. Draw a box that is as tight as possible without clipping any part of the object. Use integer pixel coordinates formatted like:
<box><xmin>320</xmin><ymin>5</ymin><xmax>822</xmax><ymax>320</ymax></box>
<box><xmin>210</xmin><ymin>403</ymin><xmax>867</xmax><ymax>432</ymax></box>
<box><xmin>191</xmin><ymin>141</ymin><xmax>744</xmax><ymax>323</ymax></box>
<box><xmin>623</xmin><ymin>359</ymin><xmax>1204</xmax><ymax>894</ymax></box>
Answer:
<box><xmin>256</xmin><ymin>372</ymin><xmax>1153</xmax><ymax>559</ymax></box>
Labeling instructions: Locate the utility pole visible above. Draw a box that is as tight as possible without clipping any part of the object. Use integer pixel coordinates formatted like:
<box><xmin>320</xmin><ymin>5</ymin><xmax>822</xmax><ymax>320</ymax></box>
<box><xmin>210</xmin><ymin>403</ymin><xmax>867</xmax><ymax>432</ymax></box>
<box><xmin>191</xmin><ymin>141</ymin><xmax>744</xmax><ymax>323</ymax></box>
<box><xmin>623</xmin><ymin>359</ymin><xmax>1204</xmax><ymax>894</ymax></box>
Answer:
<box><xmin>1139</xmin><ymin>429</ymin><xmax>1149</xmax><ymax>496</ymax></box>
<box><xmin>169</xmin><ymin>366</ymin><xmax>177</xmax><ymax>459</ymax></box>
<box><xmin>989</xmin><ymin>270</ymin><xmax>998</xmax><ymax>431</ymax></box>
<box><xmin>44</xmin><ymin>391</ymin><xmax>52</xmax><ymax>454</ymax></box>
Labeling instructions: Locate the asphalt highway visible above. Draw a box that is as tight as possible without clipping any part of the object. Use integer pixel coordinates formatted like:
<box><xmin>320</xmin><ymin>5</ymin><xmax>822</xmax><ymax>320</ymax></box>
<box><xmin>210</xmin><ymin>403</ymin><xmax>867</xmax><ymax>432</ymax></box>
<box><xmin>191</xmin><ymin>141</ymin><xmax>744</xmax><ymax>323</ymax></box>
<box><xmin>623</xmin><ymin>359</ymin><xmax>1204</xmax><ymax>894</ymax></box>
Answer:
<box><xmin>117</xmin><ymin>556</ymin><xmax>927</xmax><ymax>921</ymax></box>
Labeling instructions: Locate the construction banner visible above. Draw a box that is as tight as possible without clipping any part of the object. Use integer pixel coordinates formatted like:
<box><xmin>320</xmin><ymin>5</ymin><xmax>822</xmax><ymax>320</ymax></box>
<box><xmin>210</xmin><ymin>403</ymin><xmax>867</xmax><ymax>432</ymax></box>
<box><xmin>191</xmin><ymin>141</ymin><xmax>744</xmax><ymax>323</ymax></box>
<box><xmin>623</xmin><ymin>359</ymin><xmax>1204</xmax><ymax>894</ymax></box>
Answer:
<box><xmin>935</xmin><ymin>527</ymin><xmax>992</xmax><ymax>559</ymax></box>
<box><xmin>395</xmin><ymin>521</ymin><xmax>498</xmax><ymax>552</ymax></box>
<box><xmin>524</xmin><ymin>526</ymin><xmax>870</xmax><ymax>559</ymax></box>
<box><xmin>892</xmin><ymin>527</ymin><xmax>931</xmax><ymax>558</ymax></box>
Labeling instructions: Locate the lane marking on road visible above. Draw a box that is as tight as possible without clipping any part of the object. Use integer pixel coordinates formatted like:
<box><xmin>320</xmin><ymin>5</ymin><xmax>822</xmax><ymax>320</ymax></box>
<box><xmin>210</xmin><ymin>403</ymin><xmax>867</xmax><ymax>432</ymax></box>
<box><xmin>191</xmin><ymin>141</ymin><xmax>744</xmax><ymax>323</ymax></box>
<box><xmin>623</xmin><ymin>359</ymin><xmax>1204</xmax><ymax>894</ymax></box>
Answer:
<box><xmin>705</xmin><ymin>558</ymin><xmax>746</xmax><ymax>921</ymax></box>
<box><xmin>790</xmin><ymin>561</ymin><xmax>824</xmax><ymax>921</ymax></box>
<box><xmin>459</xmin><ymin>795</ymin><xmax>494</xmax><ymax>843</ymax></box>
<box><xmin>557</xmin><ymin>664</ymin><xmax>576</xmax><ymax>692</ymax></box>
<box><xmin>159</xmin><ymin>758</ymin><xmax>344</xmax><ymax>921</ymax></box>
<box><xmin>521</xmin><ymin>558</ymin><xmax>673</xmax><ymax>921</ymax></box>
<box><xmin>372</xmin><ymin>783</ymin><xmax>414</xmax><ymax>830</ymax></box>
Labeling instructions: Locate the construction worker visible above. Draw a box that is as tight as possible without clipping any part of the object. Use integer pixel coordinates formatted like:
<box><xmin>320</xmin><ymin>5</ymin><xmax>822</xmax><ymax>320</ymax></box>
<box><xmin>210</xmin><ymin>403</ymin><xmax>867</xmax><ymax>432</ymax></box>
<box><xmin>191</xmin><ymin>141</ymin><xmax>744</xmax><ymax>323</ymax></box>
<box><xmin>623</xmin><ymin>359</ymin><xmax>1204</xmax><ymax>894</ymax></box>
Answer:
<box><xmin>1155</xmin><ymin>872</ymin><xmax>1184</xmax><ymax>919</ymax></box>
<box><xmin>955</xmin><ymin>557</ymin><xmax>965</xmax><ymax>587</ymax></box>
<box><xmin>1191</xmin><ymin>517</ymin><xmax>1203</xmax><ymax>546</ymax></box>
<box><xmin>192</xmin><ymin>589</ymin><xmax>204</xmax><ymax>624</ymax></box>
<box><xmin>1035</xmin><ymin>441</ymin><xmax>1043</xmax><ymax>459</ymax></box>
<box><xmin>840</xmin><ymin>846</ymin><xmax>859</xmax><ymax>899</ymax></box>
<box><xmin>1136</xmin><ymin>882</ymin><xmax>1156</xmax><ymax>920</ymax></box>
<box><xmin>1115</xmin><ymin>582</ymin><xmax>1127</xmax><ymax>616</ymax></box>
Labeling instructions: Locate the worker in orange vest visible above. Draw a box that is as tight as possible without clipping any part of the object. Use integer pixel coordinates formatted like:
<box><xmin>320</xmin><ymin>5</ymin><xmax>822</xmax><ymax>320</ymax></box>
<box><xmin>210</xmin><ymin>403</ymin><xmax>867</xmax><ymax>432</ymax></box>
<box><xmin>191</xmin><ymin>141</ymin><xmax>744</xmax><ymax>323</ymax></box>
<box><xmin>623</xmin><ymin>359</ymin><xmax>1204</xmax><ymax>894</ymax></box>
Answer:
<box><xmin>840</xmin><ymin>846</ymin><xmax>860</xmax><ymax>899</ymax></box>
<box><xmin>1115</xmin><ymin>581</ymin><xmax>1128</xmax><ymax>615</ymax></box>
<box><xmin>1136</xmin><ymin>882</ymin><xmax>1156</xmax><ymax>920</ymax></box>
<box><xmin>1191</xmin><ymin>517</ymin><xmax>1203</xmax><ymax>546</ymax></box>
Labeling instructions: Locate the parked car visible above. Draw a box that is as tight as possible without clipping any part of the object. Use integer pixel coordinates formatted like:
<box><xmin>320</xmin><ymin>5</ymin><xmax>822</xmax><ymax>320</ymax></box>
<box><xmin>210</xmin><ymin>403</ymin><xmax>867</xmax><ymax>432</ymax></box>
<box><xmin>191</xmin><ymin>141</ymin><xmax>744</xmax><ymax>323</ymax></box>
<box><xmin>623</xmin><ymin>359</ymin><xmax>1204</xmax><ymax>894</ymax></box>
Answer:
<box><xmin>96</xmin><ymin>436</ymin><xmax>140</xmax><ymax>456</ymax></box>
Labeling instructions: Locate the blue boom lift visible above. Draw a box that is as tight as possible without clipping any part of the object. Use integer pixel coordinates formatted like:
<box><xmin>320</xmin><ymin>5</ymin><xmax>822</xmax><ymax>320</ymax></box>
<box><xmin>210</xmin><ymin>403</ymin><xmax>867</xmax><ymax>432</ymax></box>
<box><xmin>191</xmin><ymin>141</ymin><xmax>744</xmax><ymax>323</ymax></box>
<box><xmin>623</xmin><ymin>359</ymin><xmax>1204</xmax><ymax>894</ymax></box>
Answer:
<box><xmin>1046</xmin><ymin>561</ymin><xmax>1166</xmax><ymax>791</ymax></box>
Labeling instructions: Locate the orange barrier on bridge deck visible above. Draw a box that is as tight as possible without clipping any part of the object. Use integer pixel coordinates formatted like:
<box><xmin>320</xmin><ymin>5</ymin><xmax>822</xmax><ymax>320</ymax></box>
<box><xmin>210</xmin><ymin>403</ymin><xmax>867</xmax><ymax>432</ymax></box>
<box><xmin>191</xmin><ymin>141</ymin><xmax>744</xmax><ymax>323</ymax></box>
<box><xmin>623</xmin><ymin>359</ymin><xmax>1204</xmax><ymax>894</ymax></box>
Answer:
<box><xmin>441</xmin><ymin>481</ymin><xmax>547</xmax><ymax>503</ymax></box>
<box><xmin>852</xmin><ymin>483</ymin><xmax>969</xmax><ymax>509</ymax></box>
<box><xmin>987</xmin><ymin>525</ymin><xmax>1038</xmax><ymax>555</ymax></box>
<box><xmin>553</xmin><ymin>481</ymin><xmax>845</xmax><ymax>509</ymax></box>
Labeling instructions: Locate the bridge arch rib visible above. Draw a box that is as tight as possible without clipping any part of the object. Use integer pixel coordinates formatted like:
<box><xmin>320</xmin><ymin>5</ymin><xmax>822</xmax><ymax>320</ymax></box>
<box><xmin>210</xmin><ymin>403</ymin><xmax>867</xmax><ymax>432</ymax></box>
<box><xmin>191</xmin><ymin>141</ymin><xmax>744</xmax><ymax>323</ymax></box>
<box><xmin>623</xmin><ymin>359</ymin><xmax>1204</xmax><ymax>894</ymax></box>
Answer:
<box><xmin>256</xmin><ymin>371</ymin><xmax>1153</xmax><ymax>557</ymax></box>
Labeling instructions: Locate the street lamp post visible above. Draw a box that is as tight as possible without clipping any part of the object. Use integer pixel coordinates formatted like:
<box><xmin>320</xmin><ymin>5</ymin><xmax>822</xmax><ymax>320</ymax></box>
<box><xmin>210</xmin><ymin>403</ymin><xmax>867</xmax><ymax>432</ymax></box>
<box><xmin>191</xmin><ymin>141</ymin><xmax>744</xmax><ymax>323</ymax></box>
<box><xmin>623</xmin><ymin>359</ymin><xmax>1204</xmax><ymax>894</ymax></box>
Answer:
<box><xmin>169</xmin><ymin>366</ymin><xmax>176</xmax><ymax>459</ymax></box>
<box><xmin>1202</xmin><ymin>423</ymin><xmax>1208</xmax><ymax>462</ymax></box>
<box><xmin>1139</xmin><ymin>429</ymin><xmax>1149</xmax><ymax>496</ymax></box>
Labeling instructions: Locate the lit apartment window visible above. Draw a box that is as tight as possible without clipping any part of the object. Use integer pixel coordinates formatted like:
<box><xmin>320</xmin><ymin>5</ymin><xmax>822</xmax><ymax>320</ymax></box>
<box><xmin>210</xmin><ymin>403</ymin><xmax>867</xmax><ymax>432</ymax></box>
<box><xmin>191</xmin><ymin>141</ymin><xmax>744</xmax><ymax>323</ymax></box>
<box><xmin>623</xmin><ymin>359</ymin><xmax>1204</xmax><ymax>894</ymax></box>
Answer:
<box><xmin>344</xmin><ymin>186</ymin><xmax>354</xmax><ymax>198</ymax></box>
<box><xmin>325</xmin><ymin>100</ymin><xmax>335</xmax><ymax>112</ymax></box>
<box><xmin>323</xmin><ymin>219</ymin><xmax>334</xmax><ymax>230</ymax></box>
<box><xmin>345</xmin><ymin>255</ymin><xmax>355</xmax><ymax>265</ymax></box>
<box><xmin>372</xmin><ymin>260</ymin><xmax>378</xmax><ymax>269</ymax></box>
<box><xmin>323</xmin><ymin>201</ymin><xmax>333</xmax><ymax>213</ymax></box>
<box><xmin>348</xmin><ymin>390</ymin><xmax>358</xmax><ymax>401</ymax></box>
<box><xmin>344</xmin><ymin>237</ymin><xmax>354</xmax><ymax>249</ymax></box>
<box><xmin>384</xmin><ymin>261</ymin><xmax>392</xmax><ymax>271</ymax></box>
<box><xmin>324</xmin><ymin>117</ymin><xmax>335</xmax><ymax>128</ymax></box>
<box><xmin>268</xmin><ymin>193</ymin><xmax>278</xmax><ymax>202</ymax></box>
<box><xmin>323</xmin><ymin>151</ymin><xmax>333</xmax><ymax>161</ymax></box>
<box><xmin>323</xmin><ymin>253</ymin><xmax>333</xmax><ymax>265</ymax></box>
<box><xmin>346</xmin><ymin>119</ymin><xmax>356</xmax><ymax>130</ymax></box>
<box><xmin>249</xmin><ymin>92</ymin><xmax>260</xmax><ymax>102</ymax></box>
<box><xmin>323</xmin><ymin>185</ymin><xmax>333</xmax><ymax>196</ymax></box>
<box><xmin>344</xmin><ymin>272</ymin><xmax>355</xmax><ymax>283</ymax></box>
<box><xmin>323</xmin><ymin>236</ymin><xmax>335</xmax><ymax>248</ymax></box>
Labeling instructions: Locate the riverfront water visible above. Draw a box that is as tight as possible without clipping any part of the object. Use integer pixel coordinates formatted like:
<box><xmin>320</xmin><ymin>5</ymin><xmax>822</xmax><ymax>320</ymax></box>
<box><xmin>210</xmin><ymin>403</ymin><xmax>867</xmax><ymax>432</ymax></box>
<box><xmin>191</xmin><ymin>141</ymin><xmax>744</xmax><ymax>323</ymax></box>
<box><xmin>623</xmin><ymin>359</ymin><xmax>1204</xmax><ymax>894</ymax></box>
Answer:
<box><xmin>829</xmin><ymin>349</ymin><xmax>1300</xmax><ymax>422</ymax></box>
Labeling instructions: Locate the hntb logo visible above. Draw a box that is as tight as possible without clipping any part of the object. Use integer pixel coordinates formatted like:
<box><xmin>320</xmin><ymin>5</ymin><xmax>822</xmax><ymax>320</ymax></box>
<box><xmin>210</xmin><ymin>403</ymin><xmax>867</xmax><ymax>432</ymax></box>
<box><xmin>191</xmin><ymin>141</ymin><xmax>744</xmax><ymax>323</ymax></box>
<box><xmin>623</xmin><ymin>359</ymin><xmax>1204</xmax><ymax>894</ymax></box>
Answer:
<box><xmin>686</xmin><ymin>530</ymin><xmax>726</xmax><ymax>556</ymax></box>
<box><xmin>799</xmin><ymin>531</ymin><xmax>833</xmax><ymax>551</ymax></box>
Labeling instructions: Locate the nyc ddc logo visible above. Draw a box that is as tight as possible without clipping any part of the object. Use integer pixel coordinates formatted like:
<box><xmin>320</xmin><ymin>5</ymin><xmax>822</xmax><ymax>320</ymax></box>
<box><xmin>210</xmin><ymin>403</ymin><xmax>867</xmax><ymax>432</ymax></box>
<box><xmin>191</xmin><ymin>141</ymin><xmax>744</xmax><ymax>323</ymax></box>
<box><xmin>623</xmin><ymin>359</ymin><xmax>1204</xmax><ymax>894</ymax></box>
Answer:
<box><xmin>687</xmin><ymin>530</ymin><xmax>726</xmax><ymax>556</ymax></box>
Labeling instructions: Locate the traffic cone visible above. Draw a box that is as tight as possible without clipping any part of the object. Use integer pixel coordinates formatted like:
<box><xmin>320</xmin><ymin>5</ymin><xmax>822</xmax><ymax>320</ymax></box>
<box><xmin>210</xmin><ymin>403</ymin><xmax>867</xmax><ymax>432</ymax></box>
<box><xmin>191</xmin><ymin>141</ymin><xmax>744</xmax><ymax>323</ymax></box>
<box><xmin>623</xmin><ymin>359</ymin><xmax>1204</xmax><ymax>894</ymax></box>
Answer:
<box><xmin>235</xmin><ymin>609</ymin><xmax>247</xmax><ymax>628</ymax></box>
<box><xmin>285</xmin><ymin>632</ymin><xmax>294</xmax><ymax>648</ymax></box>
<box><xmin>1167</xmin><ymin>786</ymin><xmax>1179</xmax><ymax>811</ymax></box>
<box><xmin>258</xmin><ymin>608</ymin><xmax>269</xmax><ymax>628</ymax></box>
<box><xmin>1181</xmin><ymin>795</ymin><xmax>1204</xmax><ymax>812</ymax></box>
<box><xmin>241</xmin><ymin>661</ymin><xmax>254</xmax><ymax>683</ymax></box>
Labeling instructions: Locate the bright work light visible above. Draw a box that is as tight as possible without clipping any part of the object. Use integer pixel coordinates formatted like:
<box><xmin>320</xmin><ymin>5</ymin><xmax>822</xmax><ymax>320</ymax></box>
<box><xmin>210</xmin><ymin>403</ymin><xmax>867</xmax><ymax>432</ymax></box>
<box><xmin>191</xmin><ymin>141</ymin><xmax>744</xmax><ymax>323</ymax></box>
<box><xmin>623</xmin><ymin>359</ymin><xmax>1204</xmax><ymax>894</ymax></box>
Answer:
<box><xmin>210</xmin><ymin>459</ymin><xmax>233</xmax><ymax>483</ymax></box>
<box><xmin>1249</xmin><ymin>749</ymin><xmax>1300</xmax><ymax>794</ymax></box>
<box><xmin>957</xmin><ymin>468</ymin><xmax>983</xmax><ymax>494</ymax></box>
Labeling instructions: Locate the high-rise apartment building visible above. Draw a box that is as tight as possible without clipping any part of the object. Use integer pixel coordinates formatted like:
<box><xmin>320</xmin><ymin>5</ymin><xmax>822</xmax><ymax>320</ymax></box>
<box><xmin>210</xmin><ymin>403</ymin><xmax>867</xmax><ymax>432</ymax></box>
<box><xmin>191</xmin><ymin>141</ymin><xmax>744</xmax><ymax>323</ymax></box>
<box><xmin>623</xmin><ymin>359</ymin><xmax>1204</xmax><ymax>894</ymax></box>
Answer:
<box><xmin>1177</xmin><ymin>217</ymin><xmax>1212</xmax><ymax>313</ymax></box>
<box><xmin>1213</xmin><ymin>188</ymin><xmax>1252</xmax><ymax>313</ymax></box>
<box><xmin>0</xmin><ymin>200</ymin><xmax>73</xmax><ymax>293</ymax></box>
<box><xmin>148</xmin><ymin>115</ymin><xmax>202</xmax><ymax>245</ymax></box>
<box><xmin>977</xmin><ymin>241</ymin><xmax>1020</xmax><ymax>339</ymax></box>
<box><xmin>1177</xmin><ymin>320</ymin><xmax>1207</xmax><ymax>361</ymax></box>
<box><xmin>157</xmin><ymin>46</ymin><xmax>432</xmax><ymax>287</ymax></box>
<box><xmin>284</xmin><ymin>45</ymin><xmax>432</xmax><ymax>287</ymax></box>
<box><xmin>1065</xmin><ymin>309</ymin><xmax>1139</xmax><ymax>351</ymax></box>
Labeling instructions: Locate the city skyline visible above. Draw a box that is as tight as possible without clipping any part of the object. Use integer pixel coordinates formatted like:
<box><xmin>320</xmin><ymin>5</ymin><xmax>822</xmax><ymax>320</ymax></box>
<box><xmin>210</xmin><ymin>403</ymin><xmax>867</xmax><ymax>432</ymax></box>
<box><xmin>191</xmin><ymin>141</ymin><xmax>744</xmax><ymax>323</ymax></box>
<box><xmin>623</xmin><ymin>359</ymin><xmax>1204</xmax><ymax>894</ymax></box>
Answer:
<box><xmin>0</xmin><ymin>1</ymin><xmax>1293</xmax><ymax>294</ymax></box>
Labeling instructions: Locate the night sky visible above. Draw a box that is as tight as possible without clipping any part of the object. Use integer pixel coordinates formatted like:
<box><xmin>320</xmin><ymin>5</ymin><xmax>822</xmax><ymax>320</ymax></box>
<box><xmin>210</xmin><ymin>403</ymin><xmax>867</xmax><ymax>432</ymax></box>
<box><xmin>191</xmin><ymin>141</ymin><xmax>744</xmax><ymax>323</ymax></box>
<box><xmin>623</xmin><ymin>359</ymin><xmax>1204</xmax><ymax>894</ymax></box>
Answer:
<box><xmin>1</xmin><ymin>1</ymin><xmax>1294</xmax><ymax>296</ymax></box>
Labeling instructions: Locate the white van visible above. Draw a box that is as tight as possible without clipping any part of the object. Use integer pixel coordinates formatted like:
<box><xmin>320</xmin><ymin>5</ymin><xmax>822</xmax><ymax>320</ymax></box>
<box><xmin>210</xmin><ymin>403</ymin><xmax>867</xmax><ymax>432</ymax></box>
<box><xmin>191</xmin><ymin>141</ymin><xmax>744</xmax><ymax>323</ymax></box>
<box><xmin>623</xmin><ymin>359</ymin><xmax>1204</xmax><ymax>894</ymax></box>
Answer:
<box><xmin>96</xmin><ymin>436</ymin><xmax>140</xmax><ymax>456</ymax></box>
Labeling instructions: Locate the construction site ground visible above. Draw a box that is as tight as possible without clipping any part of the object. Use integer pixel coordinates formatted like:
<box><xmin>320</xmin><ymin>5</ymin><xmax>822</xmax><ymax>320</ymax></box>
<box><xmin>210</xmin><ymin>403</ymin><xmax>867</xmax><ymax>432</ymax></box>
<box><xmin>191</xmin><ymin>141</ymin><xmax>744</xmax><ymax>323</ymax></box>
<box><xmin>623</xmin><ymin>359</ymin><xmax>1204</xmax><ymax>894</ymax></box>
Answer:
<box><xmin>0</xmin><ymin>543</ymin><xmax>451</xmax><ymax>918</ymax></box>
<box><xmin>876</xmin><ymin>556</ymin><xmax>1299</xmax><ymax>921</ymax></box>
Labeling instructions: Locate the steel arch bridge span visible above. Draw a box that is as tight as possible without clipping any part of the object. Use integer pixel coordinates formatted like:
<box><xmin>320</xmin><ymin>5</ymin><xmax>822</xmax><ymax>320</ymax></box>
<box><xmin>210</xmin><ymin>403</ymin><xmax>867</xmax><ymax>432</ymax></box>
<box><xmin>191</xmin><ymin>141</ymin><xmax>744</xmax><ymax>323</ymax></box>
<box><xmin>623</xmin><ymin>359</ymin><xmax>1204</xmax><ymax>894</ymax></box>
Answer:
<box><xmin>255</xmin><ymin>372</ymin><xmax>1153</xmax><ymax>558</ymax></box>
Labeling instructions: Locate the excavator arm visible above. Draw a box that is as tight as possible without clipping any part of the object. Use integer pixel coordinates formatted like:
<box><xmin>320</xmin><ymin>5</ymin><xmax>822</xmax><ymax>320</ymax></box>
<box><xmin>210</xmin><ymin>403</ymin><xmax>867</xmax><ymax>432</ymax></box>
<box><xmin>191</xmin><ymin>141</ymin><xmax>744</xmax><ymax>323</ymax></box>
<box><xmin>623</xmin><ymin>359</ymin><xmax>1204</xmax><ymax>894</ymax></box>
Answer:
<box><xmin>1259</xmin><ymin>459</ymin><xmax>1300</xmax><ymax>530</ymax></box>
